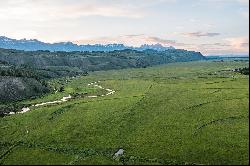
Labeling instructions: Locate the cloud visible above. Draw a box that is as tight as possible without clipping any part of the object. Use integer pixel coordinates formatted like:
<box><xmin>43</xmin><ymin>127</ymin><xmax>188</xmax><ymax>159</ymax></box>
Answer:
<box><xmin>235</xmin><ymin>0</ymin><xmax>249</xmax><ymax>18</ymax></box>
<box><xmin>239</xmin><ymin>7</ymin><xmax>249</xmax><ymax>19</ymax></box>
<box><xmin>74</xmin><ymin>34</ymin><xmax>249</xmax><ymax>55</ymax></box>
<box><xmin>189</xmin><ymin>18</ymin><xmax>199</xmax><ymax>23</ymax></box>
<box><xmin>226</xmin><ymin>37</ymin><xmax>249</xmax><ymax>50</ymax></box>
<box><xmin>74</xmin><ymin>34</ymin><xmax>196</xmax><ymax>50</ymax></box>
<box><xmin>182</xmin><ymin>32</ymin><xmax>221</xmax><ymax>37</ymax></box>
<box><xmin>237</xmin><ymin>0</ymin><xmax>249</xmax><ymax>6</ymax></box>
<box><xmin>73</xmin><ymin>34</ymin><xmax>191</xmax><ymax>47</ymax></box>
<box><xmin>0</xmin><ymin>0</ymin><xmax>147</xmax><ymax>21</ymax></box>
<box><xmin>0</xmin><ymin>0</ymin><xmax>178</xmax><ymax>21</ymax></box>
<box><xmin>193</xmin><ymin>37</ymin><xmax>249</xmax><ymax>55</ymax></box>
<box><xmin>4</xmin><ymin>30</ymin><xmax>38</xmax><ymax>40</ymax></box>
<box><xmin>201</xmin><ymin>0</ymin><xmax>249</xmax><ymax>6</ymax></box>
<box><xmin>200</xmin><ymin>43</ymin><xmax>231</xmax><ymax>47</ymax></box>
<box><xmin>144</xmin><ymin>36</ymin><xmax>177</xmax><ymax>45</ymax></box>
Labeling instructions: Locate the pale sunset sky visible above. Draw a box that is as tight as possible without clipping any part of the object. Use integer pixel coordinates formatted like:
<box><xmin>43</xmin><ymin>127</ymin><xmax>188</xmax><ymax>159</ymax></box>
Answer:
<box><xmin>0</xmin><ymin>0</ymin><xmax>249</xmax><ymax>55</ymax></box>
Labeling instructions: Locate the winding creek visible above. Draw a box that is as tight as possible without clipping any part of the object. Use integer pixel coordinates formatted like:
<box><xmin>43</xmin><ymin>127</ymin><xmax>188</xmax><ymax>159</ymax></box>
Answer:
<box><xmin>6</xmin><ymin>81</ymin><xmax>115</xmax><ymax>115</ymax></box>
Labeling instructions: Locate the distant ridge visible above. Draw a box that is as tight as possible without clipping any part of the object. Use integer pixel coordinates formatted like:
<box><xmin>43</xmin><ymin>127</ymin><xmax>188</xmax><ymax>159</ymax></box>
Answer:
<box><xmin>0</xmin><ymin>36</ymin><xmax>175</xmax><ymax>52</ymax></box>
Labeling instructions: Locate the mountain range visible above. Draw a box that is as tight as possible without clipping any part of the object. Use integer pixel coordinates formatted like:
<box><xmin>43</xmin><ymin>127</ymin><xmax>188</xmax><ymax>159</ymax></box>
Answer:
<box><xmin>0</xmin><ymin>36</ymin><xmax>175</xmax><ymax>52</ymax></box>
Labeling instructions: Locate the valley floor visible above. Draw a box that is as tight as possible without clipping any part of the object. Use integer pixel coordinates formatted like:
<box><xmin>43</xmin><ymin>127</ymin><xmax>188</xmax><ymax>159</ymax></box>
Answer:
<box><xmin>0</xmin><ymin>61</ymin><xmax>249</xmax><ymax>165</ymax></box>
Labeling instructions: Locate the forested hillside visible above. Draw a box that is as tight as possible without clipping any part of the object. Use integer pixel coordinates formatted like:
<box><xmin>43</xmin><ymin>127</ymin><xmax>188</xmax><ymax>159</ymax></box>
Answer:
<box><xmin>0</xmin><ymin>48</ymin><xmax>206</xmax><ymax>72</ymax></box>
<box><xmin>0</xmin><ymin>61</ymin><xmax>50</xmax><ymax>103</ymax></box>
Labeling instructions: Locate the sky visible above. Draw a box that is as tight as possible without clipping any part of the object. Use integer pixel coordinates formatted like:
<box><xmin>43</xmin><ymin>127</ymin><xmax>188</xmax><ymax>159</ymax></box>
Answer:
<box><xmin>0</xmin><ymin>0</ymin><xmax>249</xmax><ymax>55</ymax></box>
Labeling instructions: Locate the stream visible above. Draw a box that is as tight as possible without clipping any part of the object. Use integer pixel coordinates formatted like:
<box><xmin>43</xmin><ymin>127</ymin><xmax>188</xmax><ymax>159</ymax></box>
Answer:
<box><xmin>6</xmin><ymin>81</ymin><xmax>115</xmax><ymax>115</ymax></box>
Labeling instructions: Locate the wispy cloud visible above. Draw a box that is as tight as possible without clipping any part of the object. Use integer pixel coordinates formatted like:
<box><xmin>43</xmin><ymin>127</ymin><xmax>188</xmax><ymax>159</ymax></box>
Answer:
<box><xmin>0</xmin><ymin>0</ymin><xmax>177</xmax><ymax>20</ymax></box>
<box><xmin>225</xmin><ymin>37</ymin><xmax>249</xmax><ymax>50</ymax></box>
<box><xmin>199</xmin><ymin>43</ymin><xmax>231</xmax><ymax>47</ymax></box>
<box><xmin>238</xmin><ymin>6</ymin><xmax>249</xmax><ymax>19</ymax></box>
<box><xmin>201</xmin><ymin>0</ymin><xmax>249</xmax><ymax>6</ymax></box>
<box><xmin>182</xmin><ymin>32</ymin><xmax>221</xmax><ymax>37</ymax></box>
<box><xmin>74</xmin><ymin>34</ymin><xmax>249</xmax><ymax>55</ymax></box>
<box><xmin>144</xmin><ymin>36</ymin><xmax>177</xmax><ymax>45</ymax></box>
<box><xmin>74</xmin><ymin>34</ymin><xmax>185</xmax><ymax>47</ymax></box>
<box><xmin>0</xmin><ymin>0</ymin><xmax>147</xmax><ymax>20</ymax></box>
<box><xmin>237</xmin><ymin>0</ymin><xmax>249</xmax><ymax>6</ymax></box>
<box><xmin>194</xmin><ymin>37</ymin><xmax>249</xmax><ymax>55</ymax></box>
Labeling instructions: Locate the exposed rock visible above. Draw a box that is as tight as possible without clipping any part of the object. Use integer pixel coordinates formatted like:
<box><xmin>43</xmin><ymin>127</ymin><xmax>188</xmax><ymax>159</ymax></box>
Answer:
<box><xmin>114</xmin><ymin>149</ymin><xmax>124</xmax><ymax>158</ymax></box>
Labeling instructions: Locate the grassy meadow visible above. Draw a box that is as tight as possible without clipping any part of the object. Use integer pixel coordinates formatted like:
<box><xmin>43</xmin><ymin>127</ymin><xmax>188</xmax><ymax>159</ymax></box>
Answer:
<box><xmin>0</xmin><ymin>60</ymin><xmax>249</xmax><ymax>165</ymax></box>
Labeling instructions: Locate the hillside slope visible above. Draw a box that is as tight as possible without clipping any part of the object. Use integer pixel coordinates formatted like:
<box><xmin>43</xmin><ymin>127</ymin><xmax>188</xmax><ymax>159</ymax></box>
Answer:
<box><xmin>0</xmin><ymin>48</ymin><xmax>206</xmax><ymax>72</ymax></box>
<box><xmin>0</xmin><ymin>76</ymin><xmax>49</xmax><ymax>102</ymax></box>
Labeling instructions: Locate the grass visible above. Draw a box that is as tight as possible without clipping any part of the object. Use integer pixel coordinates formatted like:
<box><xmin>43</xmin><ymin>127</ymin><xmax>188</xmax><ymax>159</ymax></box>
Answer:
<box><xmin>0</xmin><ymin>60</ymin><xmax>249</xmax><ymax>165</ymax></box>
<box><xmin>2</xmin><ymin>146</ymin><xmax>74</xmax><ymax>165</ymax></box>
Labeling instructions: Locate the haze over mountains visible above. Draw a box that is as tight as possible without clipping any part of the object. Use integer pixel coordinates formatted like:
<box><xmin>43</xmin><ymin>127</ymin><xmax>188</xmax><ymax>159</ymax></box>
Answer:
<box><xmin>0</xmin><ymin>36</ymin><xmax>175</xmax><ymax>52</ymax></box>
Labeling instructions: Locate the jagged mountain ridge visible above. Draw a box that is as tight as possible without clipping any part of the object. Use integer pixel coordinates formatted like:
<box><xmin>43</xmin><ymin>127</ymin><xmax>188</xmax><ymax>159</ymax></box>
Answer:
<box><xmin>0</xmin><ymin>36</ymin><xmax>175</xmax><ymax>52</ymax></box>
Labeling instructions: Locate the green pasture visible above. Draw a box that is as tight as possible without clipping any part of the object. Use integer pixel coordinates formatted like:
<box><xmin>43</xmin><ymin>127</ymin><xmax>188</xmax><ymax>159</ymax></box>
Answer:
<box><xmin>0</xmin><ymin>60</ymin><xmax>249</xmax><ymax>165</ymax></box>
